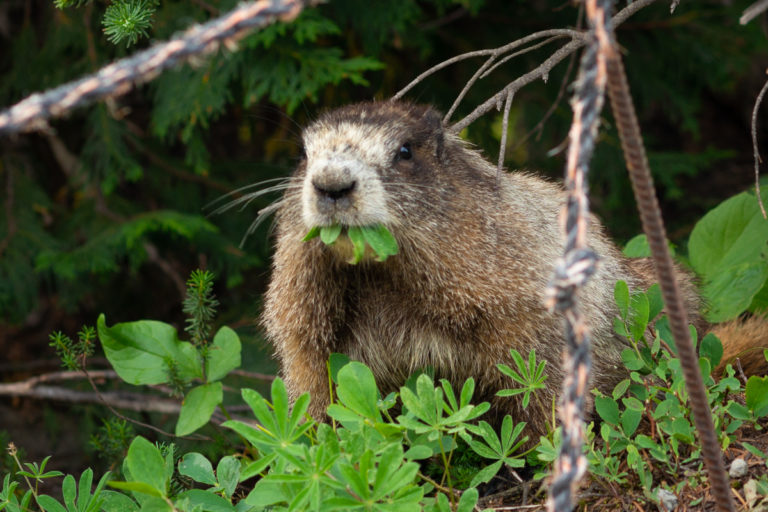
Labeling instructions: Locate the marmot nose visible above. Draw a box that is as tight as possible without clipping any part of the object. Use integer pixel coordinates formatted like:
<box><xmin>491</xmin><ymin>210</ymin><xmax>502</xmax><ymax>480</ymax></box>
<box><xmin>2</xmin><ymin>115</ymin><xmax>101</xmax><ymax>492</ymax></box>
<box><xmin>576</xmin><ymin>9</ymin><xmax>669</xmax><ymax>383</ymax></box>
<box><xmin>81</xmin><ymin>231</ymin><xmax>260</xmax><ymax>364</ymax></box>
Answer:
<box><xmin>312</xmin><ymin>179</ymin><xmax>357</xmax><ymax>202</ymax></box>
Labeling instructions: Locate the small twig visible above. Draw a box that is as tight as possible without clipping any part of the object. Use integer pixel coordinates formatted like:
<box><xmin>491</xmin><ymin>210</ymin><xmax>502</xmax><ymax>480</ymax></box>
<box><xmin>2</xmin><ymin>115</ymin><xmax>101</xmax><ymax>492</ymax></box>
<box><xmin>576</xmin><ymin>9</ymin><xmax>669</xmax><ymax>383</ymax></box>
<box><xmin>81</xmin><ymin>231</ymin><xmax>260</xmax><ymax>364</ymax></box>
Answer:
<box><xmin>750</xmin><ymin>71</ymin><xmax>768</xmax><ymax>219</ymax></box>
<box><xmin>498</xmin><ymin>91</ymin><xmax>514</xmax><ymax>172</ymax></box>
<box><xmin>740</xmin><ymin>0</ymin><xmax>768</xmax><ymax>24</ymax></box>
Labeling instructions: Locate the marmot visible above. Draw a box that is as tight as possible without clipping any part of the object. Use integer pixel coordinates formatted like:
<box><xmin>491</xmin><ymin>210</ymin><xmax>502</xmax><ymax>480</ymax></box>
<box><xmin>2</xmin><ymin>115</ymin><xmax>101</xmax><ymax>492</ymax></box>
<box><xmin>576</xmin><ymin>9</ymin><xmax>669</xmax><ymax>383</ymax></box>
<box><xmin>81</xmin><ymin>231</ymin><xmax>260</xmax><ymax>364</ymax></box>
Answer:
<box><xmin>261</xmin><ymin>100</ymin><xmax>764</xmax><ymax>439</ymax></box>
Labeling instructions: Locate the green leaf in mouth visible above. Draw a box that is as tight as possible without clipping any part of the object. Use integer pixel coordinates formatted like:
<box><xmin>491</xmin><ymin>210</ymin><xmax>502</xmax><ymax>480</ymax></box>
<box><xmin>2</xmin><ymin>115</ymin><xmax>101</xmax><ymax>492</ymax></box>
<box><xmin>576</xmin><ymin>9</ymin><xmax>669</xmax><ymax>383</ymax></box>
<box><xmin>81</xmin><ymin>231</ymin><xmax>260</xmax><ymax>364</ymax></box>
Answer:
<box><xmin>304</xmin><ymin>223</ymin><xmax>399</xmax><ymax>263</ymax></box>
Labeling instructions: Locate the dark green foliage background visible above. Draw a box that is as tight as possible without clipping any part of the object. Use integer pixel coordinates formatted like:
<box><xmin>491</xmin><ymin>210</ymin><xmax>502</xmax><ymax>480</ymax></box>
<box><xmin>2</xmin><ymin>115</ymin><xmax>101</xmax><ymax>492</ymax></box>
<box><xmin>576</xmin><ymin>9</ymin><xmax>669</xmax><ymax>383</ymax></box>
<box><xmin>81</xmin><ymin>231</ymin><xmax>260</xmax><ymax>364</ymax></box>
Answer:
<box><xmin>0</xmin><ymin>0</ymin><xmax>766</xmax><ymax>476</ymax></box>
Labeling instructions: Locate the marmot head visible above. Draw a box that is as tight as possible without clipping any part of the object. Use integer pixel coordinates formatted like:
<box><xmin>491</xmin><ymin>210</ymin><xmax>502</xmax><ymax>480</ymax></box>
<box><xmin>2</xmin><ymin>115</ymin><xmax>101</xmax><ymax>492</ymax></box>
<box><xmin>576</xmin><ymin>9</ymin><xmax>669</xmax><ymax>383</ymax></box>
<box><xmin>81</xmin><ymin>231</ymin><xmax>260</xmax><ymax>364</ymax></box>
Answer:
<box><xmin>299</xmin><ymin>101</ymin><xmax>445</xmax><ymax>232</ymax></box>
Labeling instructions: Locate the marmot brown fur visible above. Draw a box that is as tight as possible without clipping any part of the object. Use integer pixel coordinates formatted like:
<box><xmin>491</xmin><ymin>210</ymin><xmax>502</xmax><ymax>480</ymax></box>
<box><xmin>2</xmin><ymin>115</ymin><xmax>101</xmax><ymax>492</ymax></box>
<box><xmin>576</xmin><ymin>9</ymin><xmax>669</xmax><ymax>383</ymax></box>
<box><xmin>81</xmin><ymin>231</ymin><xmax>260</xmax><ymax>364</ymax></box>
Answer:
<box><xmin>262</xmin><ymin>100</ymin><xmax>765</xmax><ymax>439</ymax></box>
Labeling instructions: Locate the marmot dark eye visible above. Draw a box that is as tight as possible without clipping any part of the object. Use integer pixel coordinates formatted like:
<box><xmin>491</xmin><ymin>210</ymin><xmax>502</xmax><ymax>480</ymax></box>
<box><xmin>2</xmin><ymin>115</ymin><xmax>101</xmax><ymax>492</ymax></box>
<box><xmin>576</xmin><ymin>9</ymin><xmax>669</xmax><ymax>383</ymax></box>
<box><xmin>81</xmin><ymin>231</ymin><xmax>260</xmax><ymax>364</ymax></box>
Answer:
<box><xmin>398</xmin><ymin>142</ymin><xmax>412</xmax><ymax>161</ymax></box>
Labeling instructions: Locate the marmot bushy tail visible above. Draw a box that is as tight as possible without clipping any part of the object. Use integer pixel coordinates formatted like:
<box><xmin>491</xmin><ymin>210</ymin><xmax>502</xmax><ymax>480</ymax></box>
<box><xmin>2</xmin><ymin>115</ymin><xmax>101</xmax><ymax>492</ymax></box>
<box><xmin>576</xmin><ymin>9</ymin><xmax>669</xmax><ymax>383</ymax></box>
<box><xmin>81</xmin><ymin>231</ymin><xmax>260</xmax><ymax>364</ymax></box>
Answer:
<box><xmin>261</xmin><ymin>100</ymin><xmax>768</xmax><ymax>438</ymax></box>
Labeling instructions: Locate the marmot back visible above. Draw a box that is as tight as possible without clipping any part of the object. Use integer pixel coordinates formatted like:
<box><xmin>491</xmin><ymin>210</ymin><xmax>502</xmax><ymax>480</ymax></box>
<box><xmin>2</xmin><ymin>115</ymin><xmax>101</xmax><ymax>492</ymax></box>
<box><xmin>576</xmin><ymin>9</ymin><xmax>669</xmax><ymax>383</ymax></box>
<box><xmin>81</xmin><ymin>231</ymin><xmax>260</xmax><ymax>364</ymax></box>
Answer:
<box><xmin>262</xmin><ymin>100</ymin><xmax>702</xmax><ymax>439</ymax></box>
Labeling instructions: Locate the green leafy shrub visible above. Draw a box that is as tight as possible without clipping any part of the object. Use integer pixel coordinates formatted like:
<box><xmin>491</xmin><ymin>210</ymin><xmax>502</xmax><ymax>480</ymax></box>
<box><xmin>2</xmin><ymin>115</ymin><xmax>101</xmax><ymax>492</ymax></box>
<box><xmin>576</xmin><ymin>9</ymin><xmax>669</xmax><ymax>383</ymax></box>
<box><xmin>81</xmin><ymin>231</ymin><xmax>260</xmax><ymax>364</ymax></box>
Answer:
<box><xmin>688</xmin><ymin>187</ymin><xmax>768</xmax><ymax>322</ymax></box>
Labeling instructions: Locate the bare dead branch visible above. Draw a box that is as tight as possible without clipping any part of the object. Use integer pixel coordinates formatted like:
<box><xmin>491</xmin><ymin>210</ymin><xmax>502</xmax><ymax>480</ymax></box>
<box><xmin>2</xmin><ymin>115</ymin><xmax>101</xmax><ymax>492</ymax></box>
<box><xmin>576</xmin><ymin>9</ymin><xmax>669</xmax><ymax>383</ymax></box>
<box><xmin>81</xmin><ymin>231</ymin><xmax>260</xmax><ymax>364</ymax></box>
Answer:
<box><xmin>443</xmin><ymin>35</ymin><xmax>574</xmax><ymax>124</ymax></box>
<box><xmin>751</xmin><ymin>71</ymin><xmax>768</xmax><ymax>219</ymax></box>
<box><xmin>393</xmin><ymin>29</ymin><xmax>584</xmax><ymax>103</ymax></box>
<box><xmin>450</xmin><ymin>39</ymin><xmax>584</xmax><ymax>134</ymax></box>
<box><xmin>0</xmin><ymin>0</ymin><xmax>312</xmax><ymax>135</ymax></box>
<box><xmin>479</xmin><ymin>35</ymin><xmax>565</xmax><ymax>80</ymax></box>
<box><xmin>449</xmin><ymin>0</ymin><xmax>660</xmax><ymax>135</ymax></box>
<box><xmin>445</xmin><ymin>55</ymin><xmax>499</xmax><ymax>125</ymax></box>
<box><xmin>740</xmin><ymin>0</ymin><xmax>768</xmax><ymax>24</ymax></box>
<box><xmin>0</xmin><ymin>370</ymin><xmax>180</xmax><ymax>414</ymax></box>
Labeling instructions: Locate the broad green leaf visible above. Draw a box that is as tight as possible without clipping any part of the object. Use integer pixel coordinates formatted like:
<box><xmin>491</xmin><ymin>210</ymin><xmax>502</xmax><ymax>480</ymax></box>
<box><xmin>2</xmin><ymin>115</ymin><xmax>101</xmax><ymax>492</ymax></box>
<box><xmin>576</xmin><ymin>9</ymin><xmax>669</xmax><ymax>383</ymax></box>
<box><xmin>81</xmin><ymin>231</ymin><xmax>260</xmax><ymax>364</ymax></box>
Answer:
<box><xmin>620</xmin><ymin>349</ymin><xmax>646</xmax><ymax>371</ymax></box>
<box><xmin>176</xmin><ymin>382</ymin><xmax>223</xmax><ymax>436</ymax></box>
<box><xmin>646</xmin><ymin>283</ymin><xmax>664</xmax><ymax>320</ymax></box>
<box><xmin>361</xmin><ymin>224</ymin><xmax>398</xmax><ymax>261</ymax></box>
<box><xmin>107</xmin><ymin>481</ymin><xmax>164</xmax><ymax>498</ymax></box>
<box><xmin>320</xmin><ymin>224</ymin><xmax>342</xmax><ymax>245</ymax></box>
<box><xmin>456</xmin><ymin>487</ymin><xmax>479</xmax><ymax>512</ymax></box>
<box><xmin>100</xmin><ymin>490</ymin><xmax>139</xmax><ymax>512</ymax></box>
<box><xmin>240</xmin><ymin>453</ymin><xmax>277</xmax><ymax>481</ymax></box>
<box><xmin>621</xmin><ymin>408</ymin><xmax>643</xmax><ymax>437</ymax></box>
<box><xmin>614</xmin><ymin>281</ymin><xmax>630</xmax><ymax>320</ymax></box>
<box><xmin>403</xmin><ymin>445</ymin><xmax>433</xmax><ymax>460</ymax></box>
<box><xmin>269</xmin><ymin>377</ymin><xmax>290</xmax><ymax>434</ymax></box>
<box><xmin>327</xmin><ymin>403</ymin><xmax>366</xmax><ymax>425</ymax></box>
<box><xmin>623</xmin><ymin>234</ymin><xmax>651</xmax><ymax>258</ymax></box>
<box><xmin>76</xmin><ymin>468</ymin><xmax>95</xmax><ymax>512</ymax></box>
<box><xmin>206</xmin><ymin>326</ymin><xmax>241</xmax><ymax>382</ymax></box>
<box><xmin>701</xmin><ymin>262</ymin><xmax>768</xmax><ymax>323</ymax></box>
<box><xmin>689</xmin><ymin>189</ymin><xmax>768</xmax><ymax>278</ymax></box>
<box><xmin>335</xmin><ymin>361</ymin><xmax>380</xmax><ymax>420</ymax></box>
<box><xmin>240</xmin><ymin>388</ymin><xmax>276</xmax><ymax>434</ymax></box>
<box><xmin>244</xmin><ymin>479</ymin><xmax>287</xmax><ymax>507</ymax></box>
<box><xmin>178</xmin><ymin>453</ymin><xmax>217</xmax><ymax>486</ymax></box>
<box><xmin>62</xmin><ymin>474</ymin><xmax>76</xmax><ymax>511</ymax></box>
<box><xmin>124</xmin><ymin>436</ymin><xmax>168</xmax><ymax>495</ymax></box>
<box><xmin>612</xmin><ymin>379</ymin><xmax>630</xmax><ymax>400</ymax></box>
<box><xmin>347</xmin><ymin>226</ymin><xmax>367</xmax><ymax>264</ymax></box>
<box><xmin>746</xmin><ymin>375</ymin><xmax>768</xmax><ymax>418</ymax></box>
<box><xmin>689</xmin><ymin>189</ymin><xmax>768</xmax><ymax>321</ymax></box>
<box><xmin>469</xmin><ymin>461</ymin><xmax>502</xmax><ymax>488</ymax></box>
<box><xmin>97</xmin><ymin>314</ymin><xmax>201</xmax><ymax>385</ymax></box>
<box><xmin>216</xmin><ymin>456</ymin><xmax>240</xmax><ymax>498</ymax></box>
<box><xmin>727</xmin><ymin>401</ymin><xmax>752</xmax><ymax>420</ymax></box>
<box><xmin>749</xmin><ymin>279</ymin><xmax>768</xmax><ymax>313</ymax></box>
<box><xmin>742</xmin><ymin>442</ymin><xmax>768</xmax><ymax>460</ymax></box>
<box><xmin>594</xmin><ymin>396</ymin><xmax>620</xmax><ymax>425</ymax></box>
<box><xmin>177</xmin><ymin>490</ymin><xmax>236</xmax><ymax>512</ymax></box>
<box><xmin>629</xmin><ymin>291</ymin><xmax>650</xmax><ymax>341</ymax></box>
<box><xmin>36</xmin><ymin>495</ymin><xmax>66</xmax><ymax>512</ymax></box>
<box><xmin>303</xmin><ymin>226</ymin><xmax>321</xmax><ymax>241</ymax></box>
<box><xmin>373</xmin><ymin>445</ymin><xmax>414</xmax><ymax>499</ymax></box>
<box><xmin>329</xmin><ymin>352</ymin><xmax>351</xmax><ymax>383</ymax></box>
<box><xmin>459</xmin><ymin>377</ymin><xmax>475</xmax><ymax>408</ymax></box>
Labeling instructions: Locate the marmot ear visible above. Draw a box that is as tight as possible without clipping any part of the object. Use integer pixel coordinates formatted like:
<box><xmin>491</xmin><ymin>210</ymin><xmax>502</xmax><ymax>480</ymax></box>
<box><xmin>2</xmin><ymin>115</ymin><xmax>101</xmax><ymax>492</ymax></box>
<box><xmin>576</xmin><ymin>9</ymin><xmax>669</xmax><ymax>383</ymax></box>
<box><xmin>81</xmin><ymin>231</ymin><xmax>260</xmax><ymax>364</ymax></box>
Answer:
<box><xmin>421</xmin><ymin>107</ymin><xmax>445</xmax><ymax>160</ymax></box>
